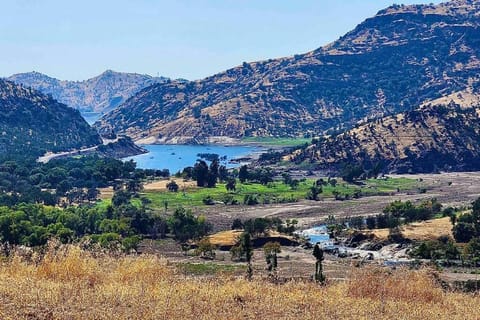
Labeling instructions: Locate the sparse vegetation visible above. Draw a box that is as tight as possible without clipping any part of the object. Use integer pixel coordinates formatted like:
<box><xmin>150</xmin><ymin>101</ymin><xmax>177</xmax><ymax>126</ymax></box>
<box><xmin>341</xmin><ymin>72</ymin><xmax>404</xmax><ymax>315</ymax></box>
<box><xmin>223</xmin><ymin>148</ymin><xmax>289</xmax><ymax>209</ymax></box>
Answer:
<box><xmin>1</xmin><ymin>244</ymin><xmax>477</xmax><ymax>319</ymax></box>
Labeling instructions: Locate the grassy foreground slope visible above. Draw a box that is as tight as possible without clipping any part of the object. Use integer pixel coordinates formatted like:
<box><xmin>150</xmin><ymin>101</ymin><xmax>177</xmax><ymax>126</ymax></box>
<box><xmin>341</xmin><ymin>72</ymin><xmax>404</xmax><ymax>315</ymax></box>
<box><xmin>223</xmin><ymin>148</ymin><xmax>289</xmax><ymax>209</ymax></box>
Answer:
<box><xmin>0</xmin><ymin>245</ymin><xmax>478</xmax><ymax>319</ymax></box>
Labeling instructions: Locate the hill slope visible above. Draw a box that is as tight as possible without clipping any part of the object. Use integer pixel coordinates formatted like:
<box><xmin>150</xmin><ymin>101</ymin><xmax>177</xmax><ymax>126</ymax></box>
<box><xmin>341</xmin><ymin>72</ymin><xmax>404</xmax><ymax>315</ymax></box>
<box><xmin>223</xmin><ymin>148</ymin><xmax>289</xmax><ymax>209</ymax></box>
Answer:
<box><xmin>0</xmin><ymin>79</ymin><xmax>102</xmax><ymax>156</ymax></box>
<box><xmin>8</xmin><ymin>70</ymin><xmax>168</xmax><ymax>114</ymax></box>
<box><xmin>96</xmin><ymin>0</ymin><xmax>480</xmax><ymax>143</ymax></box>
<box><xmin>286</xmin><ymin>100</ymin><xmax>480</xmax><ymax>173</ymax></box>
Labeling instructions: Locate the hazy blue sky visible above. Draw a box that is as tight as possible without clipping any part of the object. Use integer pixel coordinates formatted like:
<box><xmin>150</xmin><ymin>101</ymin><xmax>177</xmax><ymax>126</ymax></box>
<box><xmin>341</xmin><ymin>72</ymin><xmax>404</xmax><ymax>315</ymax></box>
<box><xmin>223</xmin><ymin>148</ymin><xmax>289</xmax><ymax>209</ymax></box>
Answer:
<box><xmin>1</xmin><ymin>0</ymin><xmax>442</xmax><ymax>80</ymax></box>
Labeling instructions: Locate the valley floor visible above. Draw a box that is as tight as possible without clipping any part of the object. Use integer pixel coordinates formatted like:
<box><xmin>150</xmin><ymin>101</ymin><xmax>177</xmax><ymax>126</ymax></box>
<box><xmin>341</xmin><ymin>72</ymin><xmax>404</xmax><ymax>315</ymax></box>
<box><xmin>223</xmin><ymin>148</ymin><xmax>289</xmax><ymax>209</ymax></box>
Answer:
<box><xmin>188</xmin><ymin>172</ymin><xmax>480</xmax><ymax>231</ymax></box>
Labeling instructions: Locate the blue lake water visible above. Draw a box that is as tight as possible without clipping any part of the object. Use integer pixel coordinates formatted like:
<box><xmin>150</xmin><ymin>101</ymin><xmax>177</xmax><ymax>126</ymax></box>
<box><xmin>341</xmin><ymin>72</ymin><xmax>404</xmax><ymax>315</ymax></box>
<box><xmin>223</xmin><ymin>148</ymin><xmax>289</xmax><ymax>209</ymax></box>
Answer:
<box><xmin>82</xmin><ymin>112</ymin><xmax>102</xmax><ymax>125</ymax></box>
<box><xmin>123</xmin><ymin>144</ymin><xmax>260</xmax><ymax>173</ymax></box>
<box><xmin>298</xmin><ymin>225</ymin><xmax>331</xmax><ymax>244</ymax></box>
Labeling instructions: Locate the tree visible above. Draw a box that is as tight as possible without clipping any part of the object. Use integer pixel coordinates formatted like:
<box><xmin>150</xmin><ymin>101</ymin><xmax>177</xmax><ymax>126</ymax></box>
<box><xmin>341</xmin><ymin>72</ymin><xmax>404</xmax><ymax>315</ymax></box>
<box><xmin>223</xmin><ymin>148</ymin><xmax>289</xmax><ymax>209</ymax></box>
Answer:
<box><xmin>306</xmin><ymin>185</ymin><xmax>322</xmax><ymax>201</ymax></box>
<box><xmin>86</xmin><ymin>187</ymin><xmax>99</xmax><ymax>202</ymax></box>
<box><xmin>329</xmin><ymin>178</ymin><xmax>337</xmax><ymax>187</ymax></box>
<box><xmin>366</xmin><ymin>216</ymin><xmax>376</xmax><ymax>229</ymax></box>
<box><xmin>195</xmin><ymin>238</ymin><xmax>216</xmax><ymax>259</ymax></box>
<box><xmin>464</xmin><ymin>238</ymin><xmax>480</xmax><ymax>265</ymax></box>
<box><xmin>112</xmin><ymin>190</ymin><xmax>132</xmax><ymax>207</ymax></box>
<box><xmin>218</xmin><ymin>165</ymin><xmax>229</xmax><ymax>182</ymax></box>
<box><xmin>166</xmin><ymin>180</ymin><xmax>179</xmax><ymax>192</ymax></box>
<box><xmin>206</xmin><ymin>159</ymin><xmax>219</xmax><ymax>188</ymax></box>
<box><xmin>341</xmin><ymin>164</ymin><xmax>365</xmax><ymax>183</ymax></box>
<box><xmin>313</xmin><ymin>244</ymin><xmax>325</xmax><ymax>283</ymax></box>
<box><xmin>238</xmin><ymin>165</ymin><xmax>249</xmax><ymax>183</ymax></box>
<box><xmin>264</xmin><ymin>242</ymin><xmax>281</xmax><ymax>278</ymax></box>
<box><xmin>225</xmin><ymin>178</ymin><xmax>236</xmax><ymax>192</ymax></box>
<box><xmin>241</xmin><ymin>232</ymin><xmax>253</xmax><ymax>280</ymax></box>
<box><xmin>193</xmin><ymin>160</ymin><xmax>209</xmax><ymax>187</ymax></box>
<box><xmin>167</xmin><ymin>207</ymin><xmax>212</xmax><ymax>242</ymax></box>
<box><xmin>126</xmin><ymin>179</ymin><xmax>143</xmax><ymax>194</ymax></box>
<box><xmin>453</xmin><ymin>222</ymin><xmax>475</xmax><ymax>243</ymax></box>
<box><xmin>231</xmin><ymin>218</ymin><xmax>243</xmax><ymax>230</ymax></box>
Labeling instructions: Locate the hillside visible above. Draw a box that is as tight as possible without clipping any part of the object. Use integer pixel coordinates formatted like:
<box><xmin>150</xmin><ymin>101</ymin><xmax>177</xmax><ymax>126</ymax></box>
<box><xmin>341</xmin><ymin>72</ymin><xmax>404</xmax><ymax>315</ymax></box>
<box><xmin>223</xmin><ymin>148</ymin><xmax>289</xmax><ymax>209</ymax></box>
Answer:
<box><xmin>0</xmin><ymin>79</ymin><xmax>102</xmax><ymax>157</ymax></box>
<box><xmin>8</xmin><ymin>70</ymin><xmax>168</xmax><ymax>114</ymax></box>
<box><xmin>96</xmin><ymin>0</ymin><xmax>480</xmax><ymax>143</ymax></box>
<box><xmin>286</xmin><ymin>100</ymin><xmax>480</xmax><ymax>173</ymax></box>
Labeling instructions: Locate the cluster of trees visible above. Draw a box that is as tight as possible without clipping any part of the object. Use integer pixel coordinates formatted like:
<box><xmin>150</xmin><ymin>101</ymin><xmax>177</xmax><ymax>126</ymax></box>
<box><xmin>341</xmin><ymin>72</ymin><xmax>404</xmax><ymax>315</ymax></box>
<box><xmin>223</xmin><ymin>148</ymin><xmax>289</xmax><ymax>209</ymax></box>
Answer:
<box><xmin>0</xmin><ymin>183</ymin><xmax>212</xmax><ymax>250</ymax></box>
<box><xmin>328</xmin><ymin>199</ymin><xmax>445</xmax><ymax>231</ymax></box>
<box><xmin>0</xmin><ymin>201</ymin><xmax>147</xmax><ymax>250</ymax></box>
<box><xmin>340</xmin><ymin>163</ymin><xmax>382</xmax><ymax>183</ymax></box>
<box><xmin>382</xmin><ymin>199</ymin><xmax>443</xmax><ymax>223</ymax></box>
<box><xmin>411</xmin><ymin>235</ymin><xmax>459</xmax><ymax>262</ymax></box>
<box><xmin>180</xmin><ymin>159</ymin><xmax>228</xmax><ymax>188</ymax></box>
<box><xmin>238</xmin><ymin>166</ymin><xmax>274</xmax><ymax>185</ymax></box>
<box><xmin>0</xmin><ymin>156</ymin><xmax>169</xmax><ymax>207</ymax></box>
<box><xmin>167</xmin><ymin>207</ymin><xmax>211</xmax><ymax>242</ymax></box>
<box><xmin>231</xmin><ymin>217</ymin><xmax>297</xmax><ymax>236</ymax></box>
<box><xmin>452</xmin><ymin>198</ymin><xmax>480</xmax><ymax>243</ymax></box>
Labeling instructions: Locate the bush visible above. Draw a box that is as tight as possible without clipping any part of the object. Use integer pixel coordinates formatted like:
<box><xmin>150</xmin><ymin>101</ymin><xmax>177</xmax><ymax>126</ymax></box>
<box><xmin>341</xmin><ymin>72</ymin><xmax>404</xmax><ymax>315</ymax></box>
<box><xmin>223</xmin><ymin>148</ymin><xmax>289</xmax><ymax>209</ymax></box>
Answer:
<box><xmin>202</xmin><ymin>196</ymin><xmax>215</xmax><ymax>205</ymax></box>
<box><xmin>243</xmin><ymin>194</ymin><xmax>259</xmax><ymax>206</ymax></box>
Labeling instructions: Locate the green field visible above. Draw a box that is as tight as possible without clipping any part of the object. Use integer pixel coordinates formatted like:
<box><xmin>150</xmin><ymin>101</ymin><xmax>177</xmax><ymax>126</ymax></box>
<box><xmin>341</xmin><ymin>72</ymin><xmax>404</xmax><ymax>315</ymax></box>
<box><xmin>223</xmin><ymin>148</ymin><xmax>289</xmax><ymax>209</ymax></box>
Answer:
<box><xmin>106</xmin><ymin>177</ymin><xmax>419</xmax><ymax>210</ymax></box>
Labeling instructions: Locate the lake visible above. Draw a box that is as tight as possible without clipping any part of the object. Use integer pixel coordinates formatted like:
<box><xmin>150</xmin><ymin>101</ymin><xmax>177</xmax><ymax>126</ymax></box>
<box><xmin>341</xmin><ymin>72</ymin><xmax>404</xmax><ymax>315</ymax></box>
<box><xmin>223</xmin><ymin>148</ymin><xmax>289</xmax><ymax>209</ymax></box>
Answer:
<box><xmin>82</xmin><ymin>112</ymin><xmax>102</xmax><ymax>125</ymax></box>
<box><xmin>123</xmin><ymin>144</ymin><xmax>260</xmax><ymax>173</ymax></box>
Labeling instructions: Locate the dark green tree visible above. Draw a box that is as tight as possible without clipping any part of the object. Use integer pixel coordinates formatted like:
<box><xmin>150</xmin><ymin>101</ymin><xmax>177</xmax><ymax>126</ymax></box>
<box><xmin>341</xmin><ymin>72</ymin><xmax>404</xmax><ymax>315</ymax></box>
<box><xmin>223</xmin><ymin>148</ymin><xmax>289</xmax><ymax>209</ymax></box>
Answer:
<box><xmin>313</xmin><ymin>244</ymin><xmax>325</xmax><ymax>283</ymax></box>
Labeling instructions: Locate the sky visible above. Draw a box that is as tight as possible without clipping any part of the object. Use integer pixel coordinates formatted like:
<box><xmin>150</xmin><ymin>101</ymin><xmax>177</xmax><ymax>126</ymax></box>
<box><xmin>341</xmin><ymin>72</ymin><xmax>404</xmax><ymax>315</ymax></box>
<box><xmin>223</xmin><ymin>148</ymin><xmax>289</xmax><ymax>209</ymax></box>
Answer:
<box><xmin>0</xmin><ymin>0</ymin><xmax>443</xmax><ymax>81</ymax></box>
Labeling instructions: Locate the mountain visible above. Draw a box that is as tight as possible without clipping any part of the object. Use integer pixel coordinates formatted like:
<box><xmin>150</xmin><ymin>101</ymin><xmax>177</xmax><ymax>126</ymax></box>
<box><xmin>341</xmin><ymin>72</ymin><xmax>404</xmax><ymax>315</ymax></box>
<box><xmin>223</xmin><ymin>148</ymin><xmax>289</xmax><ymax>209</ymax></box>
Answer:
<box><xmin>8</xmin><ymin>70</ymin><xmax>169</xmax><ymax>114</ymax></box>
<box><xmin>285</xmin><ymin>98</ymin><xmax>480</xmax><ymax>173</ymax></box>
<box><xmin>95</xmin><ymin>0</ymin><xmax>480</xmax><ymax>144</ymax></box>
<box><xmin>0</xmin><ymin>79</ymin><xmax>102</xmax><ymax>157</ymax></box>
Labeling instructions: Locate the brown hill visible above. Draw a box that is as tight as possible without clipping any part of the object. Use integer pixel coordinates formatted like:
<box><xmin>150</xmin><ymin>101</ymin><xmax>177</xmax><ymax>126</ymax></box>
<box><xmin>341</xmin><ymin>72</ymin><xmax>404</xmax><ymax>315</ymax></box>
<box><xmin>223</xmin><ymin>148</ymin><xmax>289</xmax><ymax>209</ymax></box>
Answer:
<box><xmin>0</xmin><ymin>79</ymin><xmax>102</xmax><ymax>157</ymax></box>
<box><xmin>96</xmin><ymin>0</ymin><xmax>480</xmax><ymax>144</ymax></box>
<box><xmin>286</xmin><ymin>100</ymin><xmax>480</xmax><ymax>173</ymax></box>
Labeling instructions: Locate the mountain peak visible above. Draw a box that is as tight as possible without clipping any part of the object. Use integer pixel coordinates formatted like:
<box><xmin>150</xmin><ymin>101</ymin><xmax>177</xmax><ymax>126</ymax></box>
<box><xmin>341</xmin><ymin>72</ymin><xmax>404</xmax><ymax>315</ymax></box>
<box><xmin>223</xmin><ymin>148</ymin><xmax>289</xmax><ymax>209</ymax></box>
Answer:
<box><xmin>377</xmin><ymin>0</ymin><xmax>480</xmax><ymax>17</ymax></box>
<box><xmin>8</xmin><ymin>71</ymin><xmax>170</xmax><ymax>114</ymax></box>
<box><xmin>95</xmin><ymin>0</ymin><xmax>480</xmax><ymax>146</ymax></box>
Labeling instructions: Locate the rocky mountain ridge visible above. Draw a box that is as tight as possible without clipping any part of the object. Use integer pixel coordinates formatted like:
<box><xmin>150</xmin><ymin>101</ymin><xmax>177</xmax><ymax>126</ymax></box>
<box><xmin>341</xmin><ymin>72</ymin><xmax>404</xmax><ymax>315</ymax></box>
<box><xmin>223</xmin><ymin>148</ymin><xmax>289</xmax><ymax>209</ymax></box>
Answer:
<box><xmin>0</xmin><ymin>79</ymin><xmax>102</xmax><ymax>157</ymax></box>
<box><xmin>95</xmin><ymin>0</ymin><xmax>480</xmax><ymax>144</ymax></box>
<box><xmin>8</xmin><ymin>70</ymin><xmax>169</xmax><ymax>114</ymax></box>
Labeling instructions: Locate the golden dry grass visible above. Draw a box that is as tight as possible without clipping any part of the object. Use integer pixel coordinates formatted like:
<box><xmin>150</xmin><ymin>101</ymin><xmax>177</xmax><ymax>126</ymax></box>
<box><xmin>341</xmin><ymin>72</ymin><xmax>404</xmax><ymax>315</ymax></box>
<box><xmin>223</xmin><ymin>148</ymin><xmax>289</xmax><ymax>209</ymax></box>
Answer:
<box><xmin>368</xmin><ymin>217</ymin><xmax>453</xmax><ymax>241</ymax></box>
<box><xmin>143</xmin><ymin>178</ymin><xmax>197</xmax><ymax>191</ymax></box>
<box><xmin>0</xmin><ymin>244</ymin><xmax>479</xmax><ymax>320</ymax></box>
<box><xmin>207</xmin><ymin>230</ymin><xmax>243</xmax><ymax>247</ymax></box>
<box><xmin>207</xmin><ymin>230</ymin><xmax>295</xmax><ymax>247</ymax></box>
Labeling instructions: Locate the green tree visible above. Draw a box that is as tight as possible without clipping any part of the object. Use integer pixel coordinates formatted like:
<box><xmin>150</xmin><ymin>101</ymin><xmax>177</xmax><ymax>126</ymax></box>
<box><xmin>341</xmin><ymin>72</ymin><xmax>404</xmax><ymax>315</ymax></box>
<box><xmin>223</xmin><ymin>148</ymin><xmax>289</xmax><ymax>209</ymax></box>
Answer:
<box><xmin>167</xmin><ymin>207</ymin><xmax>211</xmax><ymax>242</ymax></box>
<box><xmin>313</xmin><ymin>244</ymin><xmax>325</xmax><ymax>283</ymax></box>
<box><xmin>195</xmin><ymin>237</ymin><xmax>216</xmax><ymax>259</ymax></box>
<box><xmin>264</xmin><ymin>242</ymin><xmax>281</xmax><ymax>278</ymax></box>
<box><xmin>225</xmin><ymin>178</ymin><xmax>236</xmax><ymax>192</ymax></box>
<box><xmin>193</xmin><ymin>160</ymin><xmax>209</xmax><ymax>187</ymax></box>
<box><xmin>166</xmin><ymin>180</ymin><xmax>179</xmax><ymax>192</ymax></box>
<box><xmin>238</xmin><ymin>165</ymin><xmax>249</xmax><ymax>183</ymax></box>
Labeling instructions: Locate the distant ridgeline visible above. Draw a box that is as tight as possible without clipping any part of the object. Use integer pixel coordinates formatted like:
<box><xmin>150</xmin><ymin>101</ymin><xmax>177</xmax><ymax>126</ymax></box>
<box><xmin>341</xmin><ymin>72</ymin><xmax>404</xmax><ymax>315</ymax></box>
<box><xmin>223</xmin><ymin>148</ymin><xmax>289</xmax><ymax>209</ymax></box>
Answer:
<box><xmin>8</xmin><ymin>70</ymin><xmax>169</xmax><ymax>114</ymax></box>
<box><xmin>95</xmin><ymin>0</ymin><xmax>480</xmax><ymax>149</ymax></box>
<box><xmin>0</xmin><ymin>79</ymin><xmax>101</xmax><ymax>158</ymax></box>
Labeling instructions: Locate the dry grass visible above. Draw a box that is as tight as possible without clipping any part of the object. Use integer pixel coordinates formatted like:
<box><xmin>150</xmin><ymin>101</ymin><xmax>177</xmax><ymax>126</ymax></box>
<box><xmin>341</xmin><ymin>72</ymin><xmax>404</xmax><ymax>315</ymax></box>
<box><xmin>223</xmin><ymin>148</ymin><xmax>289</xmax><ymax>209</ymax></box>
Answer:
<box><xmin>0</xmin><ymin>244</ymin><xmax>479</xmax><ymax>320</ymax></box>
<box><xmin>207</xmin><ymin>230</ymin><xmax>243</xmax><ymax>247</ymax></box>
<box><xmin>368</xmin><ymin>217</ymin><xmax>453</xmax><ymax>241</ymax></box>
<box><xmin>143</xmin><ymin>178</ymin><xmax>197</xmax><ymax>191</ymax></box>
<box><xmin>207</xmin><ymin>230</ymin><xmax>295</xmax><ymax>247</ymax></box>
